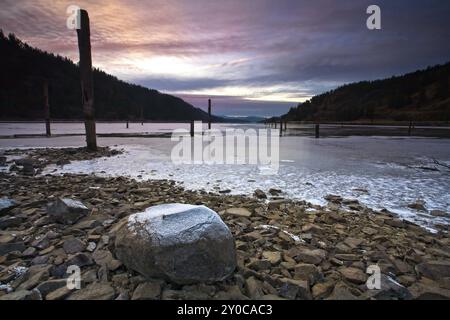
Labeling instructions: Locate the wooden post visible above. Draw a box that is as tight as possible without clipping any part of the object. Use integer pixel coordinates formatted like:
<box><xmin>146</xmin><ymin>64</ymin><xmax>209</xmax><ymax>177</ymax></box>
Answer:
<box><xmin>190</xmin><ymin>120</ymin><xmax>194</xmax><ymax>137</ymax></box>
<box><xmin>279</xmin><ymin>119</ymin><xmax>283</xmax><ymax>136</ymax></box>
<box><xmin>315</xmin><ymin>124</ymin><xmax>320</xmax><ymax>138</ymax></box>
<box><xmin>284</xmin><ymin>121</ymin><xmax>287</xmax><ymax>131</ymax></box>
<box><xmin>408</xmin><ymin>121</ymin><xmax>412</xmax><ymax>136</ymax></box>
<box><xmin>43</xmin><ymin>80</ymin><xmax>51</xmax><ymax>137</ymax></box>
<box><xmin>77</xmin><ymin>9</ymin><xmax>97</xmax><ymax>151</ymax></box>
<box><xmin>208</xmin><ymin>99</ymin><xmax>211</xmax><ymax>130</ymax></box>
<box><xmin>141</xmin><ymin>106</ymin><xmax>144</xmax><ymax>125</ymax></box>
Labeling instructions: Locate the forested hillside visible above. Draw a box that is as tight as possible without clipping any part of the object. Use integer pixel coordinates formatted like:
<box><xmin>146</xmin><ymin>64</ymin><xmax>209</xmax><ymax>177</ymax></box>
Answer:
<box><xmin>283</xmin><ymin>62</ymin><xmax>450</xmax><ymax>122</ymax></box>
<box><xmin>0</xmin><ymin>31</ymin><xmax>217</xmax><ymax>121</ymax></box>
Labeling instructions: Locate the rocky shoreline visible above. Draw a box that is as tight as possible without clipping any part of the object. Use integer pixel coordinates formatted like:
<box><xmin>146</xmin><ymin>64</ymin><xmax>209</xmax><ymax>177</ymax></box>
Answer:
<box><xmin>0</xmin><ymin>148</ymin><xmax>449</xmax><ymax>300</ymax></box>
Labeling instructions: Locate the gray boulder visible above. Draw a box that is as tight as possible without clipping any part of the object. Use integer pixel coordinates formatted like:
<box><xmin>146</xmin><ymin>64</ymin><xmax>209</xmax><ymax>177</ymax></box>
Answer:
<box><xmin>47</xmin><ymin>198</ymin><xmax>89</xmax><ymax>224</ymax></box>
<box><xmin>115</xmin><ymin>203</ymin><xmax>237</xmax><ymax>284</ymax></box>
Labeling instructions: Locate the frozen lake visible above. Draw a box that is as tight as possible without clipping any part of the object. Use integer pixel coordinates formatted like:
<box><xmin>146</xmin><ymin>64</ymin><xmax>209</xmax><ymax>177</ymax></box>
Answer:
<box><xmin>1</xmin><ymin>122</ymin><xmax>449</xmax><ymax>230</ymax></box>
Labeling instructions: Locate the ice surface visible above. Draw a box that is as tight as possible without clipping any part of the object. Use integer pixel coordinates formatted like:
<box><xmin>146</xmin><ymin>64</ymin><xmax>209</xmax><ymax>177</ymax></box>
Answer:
<box><xmin>1</xmin><ymin>131</ymin><xmax>447</xmax><ymax>231</ymax></box>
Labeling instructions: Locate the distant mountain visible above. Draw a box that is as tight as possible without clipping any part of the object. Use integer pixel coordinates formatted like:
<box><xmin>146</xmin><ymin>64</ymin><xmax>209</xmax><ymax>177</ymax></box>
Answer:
<box><xmin>282</xmin><ymin>62</ymin><xmax>450</xmax><ymax>122</ymax></box>
<box><xmin>0</xmin><ymin>31</ymin><xmax>220</xmax><ymax>121</ymax></box>
<box><xmin>220</xmin><ymin>116</ymin><xmax>267</xmax><ymax>123</ymax></box>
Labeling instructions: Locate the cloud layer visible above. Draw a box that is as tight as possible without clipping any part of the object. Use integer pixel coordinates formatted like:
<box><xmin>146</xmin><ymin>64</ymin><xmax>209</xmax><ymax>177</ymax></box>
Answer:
<box><xmin>1</xmin><ymin>0</ymin><xmax>449</xmax><ymax>116</ymax></box>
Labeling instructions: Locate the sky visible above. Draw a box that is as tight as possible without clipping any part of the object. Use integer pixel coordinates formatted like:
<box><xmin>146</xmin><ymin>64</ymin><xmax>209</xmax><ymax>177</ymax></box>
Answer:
<box><xmin>1</xmin><ymin>0</ymin><xmax>449</xmax><ymax>117</ymax></box>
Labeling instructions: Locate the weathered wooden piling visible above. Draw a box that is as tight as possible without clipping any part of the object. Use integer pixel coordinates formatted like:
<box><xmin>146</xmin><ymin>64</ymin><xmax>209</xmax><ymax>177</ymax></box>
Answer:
<box><xmin>284</xmin><ymin>121</ymin><xmax>287</xmax><ymax>131</ymax></box>
<box><xmin>208</xmin><ymin>99</ymin><xmax>211</xmax><ymax>130</ymax></box>
<box><xmin>315</xmin><ymin>123</ymin><xmax>320</xmax><ymax>138</ymax></box>
<box><xmin>76</xmin><ymin>9</ymin><xmax>97</xmax><ymax>151</ymax></box>
<box><xmin>126</xmin><ymin>119</ymin><xmax>129</xmax><ymax>129</ymax></box>
<box><xmin>408</xmin><ymin>121</ymin><xmax>412</xmax><ymax>136</ymax></box>
<box><xmin>43</xmin><ymin>80</ymin><xmax>51</xmax><ymax>137</ymax></box>
<box><xmin>279</xmin><ymin>119</ymin><xmax>283</xmax><ymax>136</ymax></box>
<box><xmin>190</xmin><ymin>120</ymin><xmax>194</xmax><ymax>137</ymax></box>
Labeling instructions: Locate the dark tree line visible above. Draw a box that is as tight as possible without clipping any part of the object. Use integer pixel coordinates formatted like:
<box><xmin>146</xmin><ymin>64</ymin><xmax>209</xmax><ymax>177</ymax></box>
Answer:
<box><xmin>283</xmin><ymin>62</ymin><xmax>450</xmax><ymax>122</ymax></box>
<box><xmin>0</xmin><ymin>31</ymin><xmax>218</xmax><ymax>121</ymax></box>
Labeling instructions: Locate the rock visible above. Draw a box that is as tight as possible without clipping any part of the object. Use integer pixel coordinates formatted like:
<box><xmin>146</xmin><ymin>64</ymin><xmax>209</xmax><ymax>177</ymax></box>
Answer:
<box><xmin>0</xmin><ymin>289</ymin><xmax>42</xmax><ymax>300</ymax></box>
<box><xmin>45</xmin><ymin>286</ymin><xmax>73</xmax><ymax>300</ymax></box>
<box><xmin>430</xmin><ymin>210</ymin><xmax>448</xmax><ymax>217</ymax></box>
<box><xmin>36</xmin><ymin>279</ymin><xmax>67</xmax><ymax>297</ymax></box>
<box><xmin>131</xmin><ymin>281</ymin><xmax>162</xmax><ymax>300</ymax></box>
<box><xmin>248</xmin><ymin>259</ymin><xmax>271</xmax><ymax>271</ymax></box>
<box><xmin>47</xmin><ymin>198</ymin><xmax>89</xmax><ymax>225</ymax></box>
<box><xmin>253</xmin><ymin>189</ymin><xmax>267</xmax><ymax>199</ymax></box>
<box><xmin>0</xmin><ymin>242</ymin><xmax>25</xmax><ymax>255</ymax></box>
<box><xmin>66</xmin><ymin>252</ymin><xmax>94</xmax><ymax>268</ymax></box>
<box><xmin>384</xmin><ymin>218</ymin><xmax>405</xmax><ymax>228</ymax></box>
<box><xmin>363</xmin><ymin>274</ymin><xmax>412</xmax><ymax>300</ymax></box>
<box><xmin>312</xmin><ymin>281</ymin><xmax>335</xmax><ymax>299</ymax></box>
<box><xmin>63</xmin><ymin>238</ymin><xmax>85</xmax><ymax>254</ymax></box>
<box><xmin>408</xmin><ymin>200</ymin><xmax>426</xmax><ymax>211</ymax></box>
<box><xmin>0</xmin><ymin>198</ymin><xmax>18</xmax><ymax>216</ymax></box>
<box><xmin>67</xmin><ymin>282</ymin><xmax>115</xmax><ymax>300</ymax></box>
<box><xmin>295</xmin><ymin>248</ymin><xmax>326</xmax><ymax>265</ymax></box>
<box><xmin>416</xmin><ymin>261</ymin><xmax>450</xmax><ymax>281</ymax></box>
<box><xmin>86</xmin><ymin>242</ymin><xmax>96</xmax><ymax>252</ymax></box>
<box><xmin>268</xmin><ymin>200</ymin><xmax>286</xmax><ymax>210</ymax></box>
<box><xmin>115</xmin><ymin>204</ymin><xmax>236</xmax><ymax>284</ymax></box>
<box><xmin>245</xmin><ymin>276</ymin><xmax>264</xmax><ymax>299</ymax></box>
<box><xmin>0</xmin><ymin>216</ymin><xmax>23</xmax><ymax>229</ymax></box>
<box><xmin>408</xmin><ymin>280</ymin><xmax>450</xmax><ymax>300</ymax></box>
<box><xmin>17</xmin><ymin>265</ymin><xmax>50</xmax><ymax>291</ymax></box>
<box><xmin>278</xmin><ymin>278</ymin><xmax>311</xmax><ymax>300</ymax></box>
<box><xmin>325</xmin><ymin>281</ymin><xmax>358</xmax><ymax>300</ymax></box>
<box><xmin>339</xmin><ymin>267</ymin><xmax>367</xmax><ymax>284</ymax></box>
<box><xmin>324</xmin><ymin>195</ymin><xmax>343</xmax><ymax>203</ymax></box>
<box><xmin>262</xmin><ymin>251</ymin><xmax>281</xmax><ymax>265</ymax></box>
<box><xmin>22</xmin><ymin>247</ymin><xmax>37</xmax><ymax>257</ymax></box>
<box><xmin>225</xmin><ymin>207</ymin><xmax>252</xmax><ymax>218</ymax></box>
<box><xmin>268</xmin><ymin>188</ymin><xmax>282</xmax><ymax>196</ymax></box>
<box><xmin>293</xmin><ymin>264</ymin><xmax>322</xmax><ymax>285</ymax></box>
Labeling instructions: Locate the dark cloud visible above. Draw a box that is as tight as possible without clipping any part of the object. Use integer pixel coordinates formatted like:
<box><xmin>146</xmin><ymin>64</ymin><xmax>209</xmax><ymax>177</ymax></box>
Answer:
<box><xmin>1</xmin><ymin>0</ymin><xmax>449</xmax><ymax>116</ymax></box>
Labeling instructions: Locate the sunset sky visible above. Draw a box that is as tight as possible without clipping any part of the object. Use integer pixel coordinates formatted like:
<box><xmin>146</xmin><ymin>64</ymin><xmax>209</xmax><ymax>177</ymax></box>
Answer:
<box><xmin>1</xmin><ymin>0</ymin><xmax>449</xmax><ymax>116</ymax></box>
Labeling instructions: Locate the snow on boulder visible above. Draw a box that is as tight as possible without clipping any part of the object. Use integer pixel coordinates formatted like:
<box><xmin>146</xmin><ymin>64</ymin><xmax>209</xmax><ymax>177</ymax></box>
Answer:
<box><xmin>47</xmin><ymin>198</ymin><xmax>89</xmax><ymax>224</ymax></box>
<box><xmin>115</xmin><ymin>203</ymin><xmax>237</xmax><ymax>284</ymax></box>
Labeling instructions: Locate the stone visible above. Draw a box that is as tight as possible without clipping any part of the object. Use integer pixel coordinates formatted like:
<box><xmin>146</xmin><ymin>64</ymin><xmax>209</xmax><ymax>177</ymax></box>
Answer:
<box><xmin>268</xmin><ymin>200</ymin><xmax>286</xmax><ymax>210</ymax></box>
<box><xmin>408</xmin><ymin>280</ymin><xmax>450</xmax><ymax>300</ymax></box>
<box><xmin>324</xmin><ymin>195</ymin><xmax>343</xmax><ymax>203</ymax></box>
<box><xmin>293</xmin><ymin>264</ymin><xmax>322</xmax><ymax>285</ymax></box>
<box><xmin>225</xmin><ymin>207</ymin><xmax>252</xmax><ymax>218</ymax></box>
<box><xmin>0</xmin><ymin>215</ymin><xmax>23</xmax><ymax>229</ymax></box>
<box><xmin>248</xmin><ymin>259</ymin><xmax>271</xmax><ymax>271</ymax></box>
<box><xmin>415</xmin><ymin>261</ymin><xmax>450</xmax><ymax>281</ymax></box>
<box><xmin>408</xmin><ymin>200</ymin><xmax>426</xmax><ymax>211</ymax></box>
<box><xmin>36</xmin><ymin>279</ymin><xmax>67</xmax><ymax>297</ymax></box>
<box><xmin>262</xmin><ymin>251</ymin><xmax>281</xmax><ymax>265</ymax></box>
<box><xmin>325</xmin><ymin>281</ymin><xmax>358</xmax><ymax>300</ymax></box>
<box><xmin>0</xmin><ymin>198</ymin><xmax>18</xmax><ymax>216</ymax></box>
<box><xmin>253</xmin><ymin>189</ymin><xmax>267</xmax><ymax>199</ymax></box>
<box><xmin>430</xmin><ymin>210</ymin><xmax>448</xmax><ymax>217</ymax></box>
<box><xmin>131</xmin><ymin>281</ymin><xmax>162</xmax><ymax>300</ymax></box>
<box><xmin>47</xmin><ymin>198</ymin><xmax>89</xmax><ymax>225</ymax></box>
<box><xmin>66</xmin><ymin>252</ymin><xmax>94</xmax><ymax>268</ymax></box>
<box><xmin>296</xmin><ymin>248</ymin><xmax>326</xmax><ymax>265</ymax></box>
<box><xmin>63</xmin><ymin>238</ymin><xmax>85</xmax><ymax>254</ymax></box>
<box><xmin>312</xmin><ymin>281</ymin><xmax>335</xmax><ymax>299</ymax></box>
<box><xmin>0</xmin><ymin>241</ymin><xmax>26</xmax><ymax>255</ymax></box>
<box><xmin>278</xmin><ymin>278</ymin><xmax>311</xmax><ymax>300</ymax></box>
<box><xmin>339</xmin><ymin>267</ymin><xmax>367</xmax><ymax>284</ymax></box>
<box><xmin>0</xmin><ymin>289</ymin><xmax>42</xmax><ymax>300</ymax></box>
<box><xmin>86</xmin><ymin>242</ymin><xmax>96</xmax><ymax>252</ymax></box>
<box><xmin>363</xmin><ymin>274</ymin><xmax>412</xmax><ymax>300</ymax></box>
<box><xmin>115</xmin><ymin>204</ymin><xmax>236</xmax><ymax>284</ymax></box>
<box><xmin>67</xmin><ymin>282</ymin><xmax>115</xmax><ymax>300</ymax></box>
<box><xmin>45</xmin><ymin>286</ymin><xmax>74</xmax><ymax>300</ymax></box>
<box><xmin>245</xmin><ymin>276</ymin><xmax>264</xmax><ymax>299</ymax></box>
